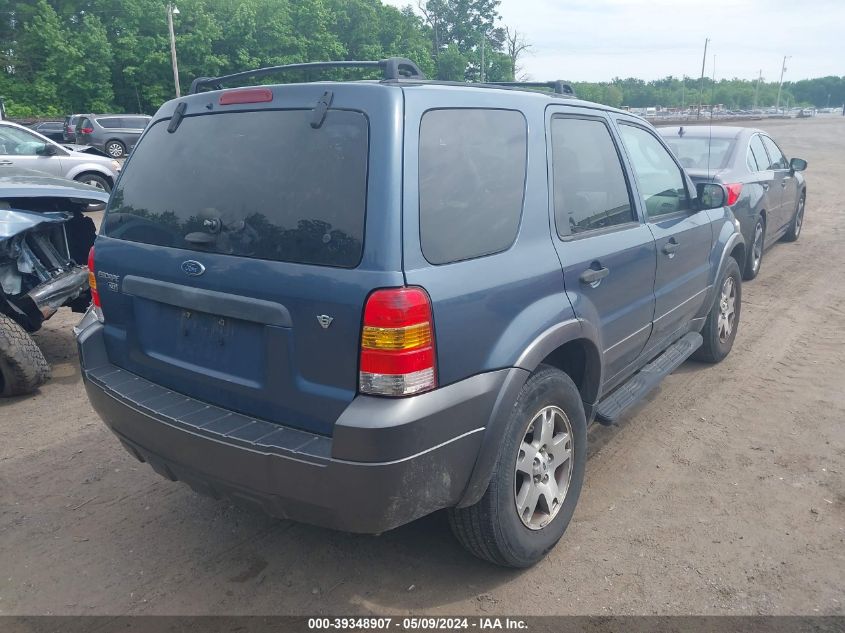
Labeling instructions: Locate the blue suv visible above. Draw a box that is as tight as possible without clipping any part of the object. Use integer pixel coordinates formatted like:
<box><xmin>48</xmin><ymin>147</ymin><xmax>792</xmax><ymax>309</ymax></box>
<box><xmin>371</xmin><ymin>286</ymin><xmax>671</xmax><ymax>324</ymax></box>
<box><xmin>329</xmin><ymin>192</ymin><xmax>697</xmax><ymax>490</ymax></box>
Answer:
<box><xmin>76</xmin><ymin>58</ymin><xmax>745</xmax><ymax>567</ymax></box>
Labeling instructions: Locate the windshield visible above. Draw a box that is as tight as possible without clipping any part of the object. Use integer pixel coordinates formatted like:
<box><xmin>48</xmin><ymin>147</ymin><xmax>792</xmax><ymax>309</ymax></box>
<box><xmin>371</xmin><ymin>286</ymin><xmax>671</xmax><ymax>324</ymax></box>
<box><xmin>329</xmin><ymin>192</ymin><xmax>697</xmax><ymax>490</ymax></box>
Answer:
<box><xmin>103</xmin><ymin>109</ymin><xmax>369</xmax><ymax>268</ymax></box>
<box><xmin>663</xmin><ymin>136</ymin><xmax>735</xmax><ymax>170</ymax></box>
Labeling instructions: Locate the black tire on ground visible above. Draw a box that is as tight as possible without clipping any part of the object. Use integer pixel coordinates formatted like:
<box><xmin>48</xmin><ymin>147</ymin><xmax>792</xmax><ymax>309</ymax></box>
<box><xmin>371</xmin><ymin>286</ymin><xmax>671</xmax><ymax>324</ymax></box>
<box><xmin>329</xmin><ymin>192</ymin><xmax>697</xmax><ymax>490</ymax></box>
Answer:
<box><xmin>692</xmin><ymin>256</ymin><xmax>742</xmax><ymax>364</ymax></box>
<box><xmin>783</xmin><ymin>192</ymin><xmax>806</xmax><ymax>242</ymax></box>
<box><xmin>742</xmin><ymin>216</ymin><xmax>765</xmax><ymax>281</ymax></box>
<box><xmin>105</xmin><ymin>140</ymin><xmax>125</xmax><ymax>158</ymax></box>
<box><xmin>74</xmin><ymin>172</ymin><xmax>112</xmax><ymax>192</ymax></box>
<box><xmin>0</xmin><ymin>314</ymin><xmax>51</xmax><ymax>397</ymax></box>
<box><xmin>448</xmin><ymin>365</ymin><xmax>587</xmax><ymax>568</ymax></box>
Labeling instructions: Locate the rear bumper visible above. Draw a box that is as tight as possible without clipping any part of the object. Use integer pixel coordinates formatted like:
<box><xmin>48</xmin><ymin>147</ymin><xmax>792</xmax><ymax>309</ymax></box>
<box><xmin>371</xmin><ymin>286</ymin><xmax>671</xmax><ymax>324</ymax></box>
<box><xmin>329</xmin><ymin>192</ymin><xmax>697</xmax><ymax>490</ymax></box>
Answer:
<box><xmin>77</xmin><ymin>314</ymin><xmax>515</xmax><ymax>533</ymax></box>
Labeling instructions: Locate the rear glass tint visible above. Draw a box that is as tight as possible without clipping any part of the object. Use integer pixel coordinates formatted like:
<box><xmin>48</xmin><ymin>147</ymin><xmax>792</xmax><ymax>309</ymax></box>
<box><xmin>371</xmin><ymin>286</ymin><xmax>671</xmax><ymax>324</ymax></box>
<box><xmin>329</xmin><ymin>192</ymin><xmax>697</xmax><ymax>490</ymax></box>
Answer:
<box><xmin>662</xmin><ymin>135</ymin><xmax>735</xmax><ymax>170</ymax></box>
<box><xmin>124</xmin><ymin>117</ymin><xmax>150</xmax><ymax>129</ymax></box>
<box><xmin>419</xmin><ymin>108</ymin><xmax>526</xmax><ymax>265</ymax></box>
<box><xmin>103</xmin><ymin>110</ymin><xmax>369</xmax><ymax>268</ymax></box>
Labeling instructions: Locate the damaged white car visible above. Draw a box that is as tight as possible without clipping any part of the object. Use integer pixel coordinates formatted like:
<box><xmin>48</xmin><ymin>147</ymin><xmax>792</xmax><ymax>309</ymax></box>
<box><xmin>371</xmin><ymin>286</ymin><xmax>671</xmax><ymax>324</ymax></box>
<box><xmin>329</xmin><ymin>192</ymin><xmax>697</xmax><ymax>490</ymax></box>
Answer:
<box><xmin>1</xmin><ymin>168</ymin><xmax>107</xmax><ymax>395</ymax></box>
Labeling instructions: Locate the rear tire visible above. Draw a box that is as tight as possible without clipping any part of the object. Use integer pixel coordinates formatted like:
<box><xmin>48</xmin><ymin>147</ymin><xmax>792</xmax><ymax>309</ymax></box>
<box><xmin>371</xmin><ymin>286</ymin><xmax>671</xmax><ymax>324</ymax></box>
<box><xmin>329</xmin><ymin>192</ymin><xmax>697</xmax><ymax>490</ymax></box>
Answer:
<box><xmin>448</xmin><ymin>365</ymin><xmax>586</xmax><ymax>567</ymax></box>
<box><xmin>742</xmin><ymin>216</ymin><xmax>764</xmax><ymax>281</ymax></box>
<box><xmin>0</xmin><ymin>315</ymin><xmax>50</xmax><ymax>397</ymax></box>
<box><xmin>692</xmin><ymin>257</ymin><xmax>741</xmax><ymax>364</ymax></box>
<box><xmin>105</xmin><ymin>140</ymin><xmax>125</xmax><ymax>158</ymax></box>
<box><xmin>783</xmin><ymin>192</ymin><xmax>805</xmax><ymax>242</ymax></box>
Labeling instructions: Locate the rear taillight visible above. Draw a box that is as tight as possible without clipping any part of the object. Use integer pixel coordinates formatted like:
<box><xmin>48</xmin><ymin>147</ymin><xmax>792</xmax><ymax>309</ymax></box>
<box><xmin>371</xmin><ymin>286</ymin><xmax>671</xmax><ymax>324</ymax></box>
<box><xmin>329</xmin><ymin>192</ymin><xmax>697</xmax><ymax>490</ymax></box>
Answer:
<box><xmin>80</xmin><ymin>127</ymin><xmax>93</xmax><ymax>134</ymax></box>
<box><xmin>359</xmin><ymin>287</ymin><xmax>436</xmax><ymax>397</ymax></box>
<box><xmin>87</xmin><ymin>246</ymin><xmax>104</xmax><ymax>321</ymax></box>
<box><xmin>725</xmin><ymin>183</ymin><xmax>743</xmax><ymax>206</ymax></box>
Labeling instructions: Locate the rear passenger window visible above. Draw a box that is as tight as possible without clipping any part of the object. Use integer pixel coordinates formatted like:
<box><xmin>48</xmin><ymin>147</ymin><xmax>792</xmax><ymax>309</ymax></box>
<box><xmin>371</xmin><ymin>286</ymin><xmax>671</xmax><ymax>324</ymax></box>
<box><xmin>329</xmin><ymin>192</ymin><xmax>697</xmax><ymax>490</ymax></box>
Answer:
<box><xmin>761</xmin><ymin>136</ymin><xmax>788</xmax><ymax>169</ymax></box>
<box><xmin>551</xmin><ymin>117</ymin><xmax>634</xmax><ymax>236</ymax></box>
<box><xmin>419</xmin><ymin>109</ymin><xmax>527</xmax><ymax>264</ymax></box>
<box><xmin>749</xmin><ymin>135</ymin><xmax>769</xmax><ymax>171</ymax></box>
<box><xmin>619</xmin><ymin>123</ymin><xmax>690</xmax><ymax>218</ymax></box>
<box><xmin>97</xmin><ymin>117</ymin><xmax>120</xmax><ymax>129</ymax></box>
<box><xmin>746</xmin><ymin>146</ymin><xmax>759</xmax><ymax>172</ymax></box>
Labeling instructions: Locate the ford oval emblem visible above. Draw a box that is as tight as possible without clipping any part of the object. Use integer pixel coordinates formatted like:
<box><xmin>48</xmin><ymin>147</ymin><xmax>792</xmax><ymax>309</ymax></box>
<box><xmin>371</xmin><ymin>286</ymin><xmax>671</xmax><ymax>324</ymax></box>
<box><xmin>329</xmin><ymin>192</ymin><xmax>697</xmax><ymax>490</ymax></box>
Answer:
<box><xmin>181</xmin><ymin>260</ymin><xmax>206</xmax><ymax>276</ymax></box>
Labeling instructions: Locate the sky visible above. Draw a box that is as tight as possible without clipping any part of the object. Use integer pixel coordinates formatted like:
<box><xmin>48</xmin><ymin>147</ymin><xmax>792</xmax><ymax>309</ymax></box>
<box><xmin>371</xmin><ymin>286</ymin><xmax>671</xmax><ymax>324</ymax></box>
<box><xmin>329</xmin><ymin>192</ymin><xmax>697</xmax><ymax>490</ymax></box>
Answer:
<box><xmin>381</xmin><ymin>0</ymin><xmax>843</xmax><ymax>82</ymax></box>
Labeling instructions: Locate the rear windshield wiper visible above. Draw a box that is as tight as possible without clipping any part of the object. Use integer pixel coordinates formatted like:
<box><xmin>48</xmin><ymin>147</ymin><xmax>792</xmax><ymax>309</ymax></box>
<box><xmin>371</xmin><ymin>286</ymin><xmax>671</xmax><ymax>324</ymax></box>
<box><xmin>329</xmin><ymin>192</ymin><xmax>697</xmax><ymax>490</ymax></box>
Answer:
<box><xmin>168</xmin><ymin>102</ymin><xmax>188</xmax><ymax>133</ymax></box>
<box><xmin>310</xmin><ymin>91</ymin><xmax>333</xmax><ymax>129</ymax></box>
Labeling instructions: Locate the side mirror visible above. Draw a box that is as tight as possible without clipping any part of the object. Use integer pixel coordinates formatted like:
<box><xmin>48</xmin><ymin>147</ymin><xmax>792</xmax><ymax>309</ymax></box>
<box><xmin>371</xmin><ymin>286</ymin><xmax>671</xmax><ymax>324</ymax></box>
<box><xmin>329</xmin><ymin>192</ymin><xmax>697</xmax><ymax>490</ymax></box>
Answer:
<box><xmin>695</xmin><ymin>182</ymin><xmax>727</xmax><ymax>210</ymax></box>
<box><xmin>790</xmin><ymin>157</ymin><xmax>807</xmax><ymax>172</ymax></box>
<box><xmin>36</xmin><ymin>143</ymin><xmax>58</xmax><ymax>156</ymax></box>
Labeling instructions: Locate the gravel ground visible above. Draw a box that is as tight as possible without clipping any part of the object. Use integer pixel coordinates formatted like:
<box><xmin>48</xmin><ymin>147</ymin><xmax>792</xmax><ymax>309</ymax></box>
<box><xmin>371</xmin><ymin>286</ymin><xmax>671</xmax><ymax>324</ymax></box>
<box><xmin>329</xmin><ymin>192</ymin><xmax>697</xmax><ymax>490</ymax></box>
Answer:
<box><xmin>0</xmin><ymin>116</ymin><xmax>843</xmax><ymax>616</ymax></box>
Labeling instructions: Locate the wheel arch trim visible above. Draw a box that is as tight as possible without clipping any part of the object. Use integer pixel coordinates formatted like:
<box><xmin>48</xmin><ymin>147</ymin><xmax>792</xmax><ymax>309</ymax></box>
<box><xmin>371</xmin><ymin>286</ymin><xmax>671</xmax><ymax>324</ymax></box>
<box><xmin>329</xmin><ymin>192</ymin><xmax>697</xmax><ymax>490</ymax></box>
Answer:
<box><xmin>701</xmin><ymin>231</ymin><xmax>745</xmax><ymax>319</ymax></box>
<box><xmin>457</xmin><ymin>319</ymin><xmax>602</xmax><ymax>508</ymax></box>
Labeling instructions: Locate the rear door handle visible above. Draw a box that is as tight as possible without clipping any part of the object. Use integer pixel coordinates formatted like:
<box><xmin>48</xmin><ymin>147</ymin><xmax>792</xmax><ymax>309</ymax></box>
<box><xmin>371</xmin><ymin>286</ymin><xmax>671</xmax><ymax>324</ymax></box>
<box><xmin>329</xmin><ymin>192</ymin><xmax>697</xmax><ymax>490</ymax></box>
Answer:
<box><xmin>580</xmin><ymin>266</ymin><xmax>610</xmax><ymax>286</ymax></box>
<box><xmin>762</xmin><ymin>183</ymin><xmax>769</xmax><ymax>191</ymax></box>
<box><xmin>781</xmin><ymin>181</ymin><xmax>788</xmax><ymax>188</ymax></box>
<box><xmin>0</xmin><ymin>160</ymin><xmax>13</xmax><ymax>166</ymax></box>
<box><xmin>662</xmin><ymin>240</ymin><xmax>679</xmax><ymax>256</ymax></box>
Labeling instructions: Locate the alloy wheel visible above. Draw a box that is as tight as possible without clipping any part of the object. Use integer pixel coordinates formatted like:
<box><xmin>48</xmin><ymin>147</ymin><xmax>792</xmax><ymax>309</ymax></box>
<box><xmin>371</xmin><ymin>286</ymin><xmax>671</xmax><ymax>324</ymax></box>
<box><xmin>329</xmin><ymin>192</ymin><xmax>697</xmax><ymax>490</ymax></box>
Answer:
<box><xmin>514</xmin><ymin>405</ymin><xmax>574</xmax><ymax>530</ymax></box>
<box><xmin>717</xmin><ymin>276</ymin><xmax>737</xmax><ymax>343</ymax></box>
<box><xmin>751</xmin><ymin>221</ymin><xmax>763</xmax><ymax>272</ymax></box>
<box><xmin>795</xmin><ymin>197</ymin><xmax>805</xmax><ymax>237</ymax></box>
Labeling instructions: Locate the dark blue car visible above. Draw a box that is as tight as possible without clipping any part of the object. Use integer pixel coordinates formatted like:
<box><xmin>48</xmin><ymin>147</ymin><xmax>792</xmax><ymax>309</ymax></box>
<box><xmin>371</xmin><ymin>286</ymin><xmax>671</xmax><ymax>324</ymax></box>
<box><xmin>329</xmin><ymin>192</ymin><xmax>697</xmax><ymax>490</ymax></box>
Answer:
<box><xmin>76</xmin><ymin>58</ymin><xmax>745</xmax><ymax>567</ymax></box>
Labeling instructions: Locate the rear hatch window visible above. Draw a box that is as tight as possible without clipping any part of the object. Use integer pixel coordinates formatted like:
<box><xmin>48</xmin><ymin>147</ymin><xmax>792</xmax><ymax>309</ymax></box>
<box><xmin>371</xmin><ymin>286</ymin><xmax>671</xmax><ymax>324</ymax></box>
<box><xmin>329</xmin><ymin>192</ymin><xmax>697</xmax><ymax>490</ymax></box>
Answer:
<box><xmin>103</xmin><ymin>110</ymin><xmax>368</xmax><ymax>268</ymax></box>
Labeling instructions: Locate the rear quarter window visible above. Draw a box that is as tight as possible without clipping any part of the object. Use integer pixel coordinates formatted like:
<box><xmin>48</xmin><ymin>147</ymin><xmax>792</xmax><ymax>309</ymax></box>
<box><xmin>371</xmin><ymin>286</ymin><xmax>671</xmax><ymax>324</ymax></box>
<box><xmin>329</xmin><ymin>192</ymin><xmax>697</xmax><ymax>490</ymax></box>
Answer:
<box><xmin>103</xmin><ymin>109</ymin><xmax>369</xmax><ymax>268</ymax></box>
<box><xmin>96</xmin><ymin>117</ymin><xmax>121</xmax><ymax>129</ymax></box>
<box><xmin>418</xmin><ymin>108</ymin><xmax>527</xmax><ymax>265</ymax></box>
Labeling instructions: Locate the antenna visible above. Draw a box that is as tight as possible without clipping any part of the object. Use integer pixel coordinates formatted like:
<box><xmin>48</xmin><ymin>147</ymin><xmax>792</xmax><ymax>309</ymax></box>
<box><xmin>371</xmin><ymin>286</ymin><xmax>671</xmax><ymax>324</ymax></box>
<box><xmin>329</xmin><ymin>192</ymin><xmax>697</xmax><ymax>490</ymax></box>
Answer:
<box><xmin>697</xmin><ymin>37</ymin><xmax>709</xmax><ymax>119</ymax></box>
<box><xmin>706</xmin><ymin>52</ymin><xmax>716</xmax><ymax>181</ymax></box>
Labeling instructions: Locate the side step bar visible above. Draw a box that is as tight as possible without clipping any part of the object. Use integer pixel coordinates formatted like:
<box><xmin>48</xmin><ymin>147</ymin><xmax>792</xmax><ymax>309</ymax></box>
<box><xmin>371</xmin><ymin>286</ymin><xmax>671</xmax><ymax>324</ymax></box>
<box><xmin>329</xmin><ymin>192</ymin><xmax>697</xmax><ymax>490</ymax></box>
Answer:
<box><xmin>595</xmin><ymin>331</ymin><xmax>703</xmax><ymax>425</ymax></box>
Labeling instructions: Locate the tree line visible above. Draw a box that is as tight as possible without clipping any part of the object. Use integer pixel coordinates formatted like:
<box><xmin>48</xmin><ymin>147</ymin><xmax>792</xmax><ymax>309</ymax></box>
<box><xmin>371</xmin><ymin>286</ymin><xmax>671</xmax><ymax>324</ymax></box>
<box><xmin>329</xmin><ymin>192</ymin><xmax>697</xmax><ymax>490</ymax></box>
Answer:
<box><xmin>574</xmin><ymin>75</ymin><xmax>845</xmax><ymax>111</ymax></box>
<box><xmin>1</xmin><ymin>0</ymin><xmax>842</xmax><ymax>119</ymax></box>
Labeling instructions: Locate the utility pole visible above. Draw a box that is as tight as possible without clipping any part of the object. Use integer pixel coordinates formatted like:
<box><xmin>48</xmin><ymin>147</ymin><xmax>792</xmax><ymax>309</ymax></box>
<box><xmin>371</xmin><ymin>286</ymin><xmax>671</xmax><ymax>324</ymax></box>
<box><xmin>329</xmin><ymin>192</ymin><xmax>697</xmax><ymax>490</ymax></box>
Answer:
<box><xmin>167</xmin><ymin>4</ymin><xmax>181</xmax><ymax>98</ymax></box>
<box><xmin>480</xmin><ymin>34</ymin><xmax>485</xmax><ymax>83</ymax></box>
<box><xmin>697</xmin><ymin>37</ymin><xmax>709</xmax><ymax>119</ymax></box>
<box><xmin>775</xmin><ymin>55</ymin><xmax>790</xmax><ymax>113</ymax></box>
<box><xmin>753</xmin><ymin>69</ymin><xmax>762</xmax><ymax>111</ymax></box>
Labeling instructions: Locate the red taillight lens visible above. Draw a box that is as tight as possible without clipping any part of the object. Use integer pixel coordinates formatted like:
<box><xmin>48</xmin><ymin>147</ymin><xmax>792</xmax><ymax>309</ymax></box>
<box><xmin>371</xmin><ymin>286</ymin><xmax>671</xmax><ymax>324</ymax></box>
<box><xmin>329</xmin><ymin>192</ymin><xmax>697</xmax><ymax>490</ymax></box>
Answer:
<box><xmin>725</xmin><ymin>183</ymin><xmax>743</xmax><ymax>206</ymax></box>
<box><xmin>359</xmin><ymin>287</ymin><xmax>437</xmax><ymax>396</ymax></box>
<box><xmin>219</xmin><ymin>88</ymin><xmax>273</xmax><ymax>105</ymax></box>
<box><xmin>87</xmin><ymin>246</ymin><xmax>100</xmax><ymax>308</ymax></box>
<box><xmin>80</xmin><ymin>127</ymin><xmax>94</xmax><ymax>134</ymax></box>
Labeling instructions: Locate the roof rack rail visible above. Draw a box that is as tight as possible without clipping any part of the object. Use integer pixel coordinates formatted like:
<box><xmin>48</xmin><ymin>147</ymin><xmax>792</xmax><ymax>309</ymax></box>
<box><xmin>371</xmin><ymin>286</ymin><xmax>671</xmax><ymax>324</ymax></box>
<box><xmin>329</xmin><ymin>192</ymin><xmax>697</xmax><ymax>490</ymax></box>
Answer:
<box><xmin>189</xmin><ymin>57</ymin><xmax>425</xmax><ymax>94</ymax></box>
<box><xmin>486</xmin><ymin>80</ymin><xmax>575</xmax><ymax>96</ymax></box>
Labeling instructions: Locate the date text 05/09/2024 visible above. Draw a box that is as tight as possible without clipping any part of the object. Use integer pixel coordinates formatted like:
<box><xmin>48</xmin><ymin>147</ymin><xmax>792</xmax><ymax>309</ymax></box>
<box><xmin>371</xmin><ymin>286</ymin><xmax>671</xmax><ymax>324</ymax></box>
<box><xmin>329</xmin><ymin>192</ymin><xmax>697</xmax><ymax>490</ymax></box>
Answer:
<box><xmin>307</xmin><ymin>617</ymin><xmax>529</xmax><ymax>630</ymax></box>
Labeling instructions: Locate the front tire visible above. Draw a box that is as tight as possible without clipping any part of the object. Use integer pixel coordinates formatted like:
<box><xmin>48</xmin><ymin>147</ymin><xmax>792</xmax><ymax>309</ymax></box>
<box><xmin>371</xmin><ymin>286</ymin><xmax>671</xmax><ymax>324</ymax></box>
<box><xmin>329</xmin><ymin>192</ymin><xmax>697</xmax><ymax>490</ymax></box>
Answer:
<box><xmin>0</xmin><ymin>315</ymin><xmax>51</xmax><ymax>397</ymax></box>
<box><xmin>74</xmin><ymin>172</ymin><xmax>112</xmax><ymax>192</ymax></box>
<box><xmin>692</xmin><ymin>256</ymin><xmax>741</xmax><ymax>364</ymax></box>
<box><xmin>742</xmin><ymin>216</ymin><xmax>765</xmax><ymax>281</ymax></box>
<box><xmin>783</xmin><ymin>192</ymin><xmax>805</xmax><ymax>242</ymax></box>
<box><xmin>448</xmin><ymin>365</ymin><xmax>587</xmax><ymax>567</ymax></box>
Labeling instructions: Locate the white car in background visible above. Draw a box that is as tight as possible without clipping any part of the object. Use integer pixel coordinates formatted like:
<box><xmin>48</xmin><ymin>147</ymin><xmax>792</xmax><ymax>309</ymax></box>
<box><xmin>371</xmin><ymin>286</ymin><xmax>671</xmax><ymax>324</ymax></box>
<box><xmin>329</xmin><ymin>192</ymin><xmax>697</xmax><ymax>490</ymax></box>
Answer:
<box><xmin>0</xmin><ymin>120</ymin><xmax>121</xmax><ymax>191</ymax></box>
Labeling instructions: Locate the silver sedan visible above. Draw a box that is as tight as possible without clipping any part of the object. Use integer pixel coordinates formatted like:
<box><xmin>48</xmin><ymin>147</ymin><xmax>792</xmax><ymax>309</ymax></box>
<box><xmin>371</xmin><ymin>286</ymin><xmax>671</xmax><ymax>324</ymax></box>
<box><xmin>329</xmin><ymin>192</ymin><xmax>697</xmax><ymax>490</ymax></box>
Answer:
<box><xmin>0</xmin><ymin>120</ymin><xmax>121</xmax><ymax>191</ymax></box>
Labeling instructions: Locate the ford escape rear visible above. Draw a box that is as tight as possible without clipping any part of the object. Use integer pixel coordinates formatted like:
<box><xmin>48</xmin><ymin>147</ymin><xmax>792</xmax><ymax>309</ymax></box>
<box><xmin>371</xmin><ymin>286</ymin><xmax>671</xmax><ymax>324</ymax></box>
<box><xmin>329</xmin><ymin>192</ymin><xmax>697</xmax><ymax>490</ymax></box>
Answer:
<box><xmin>77</xmin><ymin>58</ymin><xmax>744</xmax><ymax>567</ymax></box>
